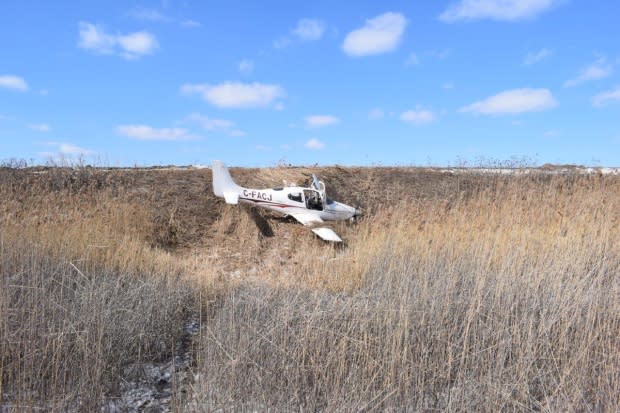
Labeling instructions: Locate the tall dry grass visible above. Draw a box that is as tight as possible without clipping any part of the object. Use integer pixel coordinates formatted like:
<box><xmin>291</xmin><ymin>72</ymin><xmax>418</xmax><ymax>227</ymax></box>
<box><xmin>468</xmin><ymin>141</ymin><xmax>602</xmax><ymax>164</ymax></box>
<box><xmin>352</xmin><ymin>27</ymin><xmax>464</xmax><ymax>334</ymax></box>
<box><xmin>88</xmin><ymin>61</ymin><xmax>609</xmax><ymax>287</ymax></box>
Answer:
<box><xmin>2</xmin><ymin>166</ymin><xmax>619</xmax><ymax>411</ymax></box>
<box><xmin>0</xmin><ymin>167</ymin><xmax>194</xmax><ymax>411</ymax></box>
<box><xmin>188</xmin><ymin>174</ymin><xmax>620</xmax><ymax>411</ymax></box>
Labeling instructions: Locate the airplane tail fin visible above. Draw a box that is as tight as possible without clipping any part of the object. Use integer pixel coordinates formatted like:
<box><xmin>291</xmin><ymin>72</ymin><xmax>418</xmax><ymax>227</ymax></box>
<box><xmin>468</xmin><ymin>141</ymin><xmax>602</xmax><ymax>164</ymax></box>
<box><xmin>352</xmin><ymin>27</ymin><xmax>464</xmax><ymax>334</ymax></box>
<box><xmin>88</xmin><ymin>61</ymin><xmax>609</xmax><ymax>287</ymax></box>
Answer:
<box><xmin>212</xmin><ymin>160</ymin><xmax>242</xmax><ymax>203</ymax></box>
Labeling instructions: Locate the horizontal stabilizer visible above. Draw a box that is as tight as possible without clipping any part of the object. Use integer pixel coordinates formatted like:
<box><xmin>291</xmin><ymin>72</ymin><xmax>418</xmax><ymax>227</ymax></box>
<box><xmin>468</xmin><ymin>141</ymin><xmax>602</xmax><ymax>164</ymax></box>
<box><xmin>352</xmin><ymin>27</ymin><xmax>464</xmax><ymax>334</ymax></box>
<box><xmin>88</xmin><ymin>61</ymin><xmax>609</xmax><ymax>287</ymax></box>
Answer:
<box><xmin>312</xmin><ymin>227</ymin><xmax>342</xmax><ymax>242</ymax></box>
<box><xmin>223</xmin><ymin>191</ymin><xmax>239</xmax><ymax>205</ymax></box>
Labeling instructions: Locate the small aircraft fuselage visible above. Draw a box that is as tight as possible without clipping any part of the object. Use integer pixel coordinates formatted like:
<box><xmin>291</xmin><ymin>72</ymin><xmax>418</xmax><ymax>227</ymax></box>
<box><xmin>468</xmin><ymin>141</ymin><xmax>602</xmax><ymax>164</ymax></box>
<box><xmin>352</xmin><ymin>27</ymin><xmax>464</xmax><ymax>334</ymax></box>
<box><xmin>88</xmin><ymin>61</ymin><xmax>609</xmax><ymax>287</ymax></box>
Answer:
<box><xmin>212</xmin><ymin>160</ymin><xmax>360</xmax><ymax>241</ymax></box>
<box><xmin>238</xmin><ymin>186</ymin><xmax>358</xmax><ymax>222</ymax></box>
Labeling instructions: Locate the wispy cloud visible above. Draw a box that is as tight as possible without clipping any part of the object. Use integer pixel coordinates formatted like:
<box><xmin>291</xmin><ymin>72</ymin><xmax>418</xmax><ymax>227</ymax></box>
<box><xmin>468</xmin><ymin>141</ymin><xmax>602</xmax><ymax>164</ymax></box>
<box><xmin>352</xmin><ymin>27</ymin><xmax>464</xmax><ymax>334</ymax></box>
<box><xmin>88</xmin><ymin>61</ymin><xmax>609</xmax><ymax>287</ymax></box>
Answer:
<box><xmin>28</xmin><ymin>123</ymin><xmax>51</xmax><ymax>132</ymax></box>
<box><xmin>368</xmin><ymin>108</ymin><xmax>385</xmax><ymax>120</ymax></box>
<box><xmin>400</xmin><ymin>109</ymin><xmax>436</xmax><ymax>125</ymax></box>
<box><xmin>127</xmin><ymin>7</ymin><xmax>172</xmax><ymax>22</ymax></box>
<box><xmin>405</xmin><ymin>53</ymin><xmax>419</xmax><ymax>66</ymax></box>
<box><xmin>428</xmin><ymin>48</ymin><xmax>452</xmax><ymax>59</ymax></box>
<box><xmin>564</xmin><ymin>57</ymin><xmax>612</xmax><ymax>87</ymax></box>
<box><xmin>185</xmin><ymin>112</ymin><xmax>245</xmax><ymax>136</ymax></box>
<box><xmin>273</xmin><ymin>36</ymin><xmax>291</xmax><ymax>49</ymax></box>
<box><xmin>78</xmin><ymin>22</ymin><xmax>159</xmax><ymax>60</ymax></box>
<box><xmin>239</xmin><ymin>59</ymin><xmax>254</xmax><ymax>75</ymax></box>
<box><xmin>342</xmin><ymin>12</ymin><xmax>407</xmax><ymax>57</ymax></box>
<box><xmin>523</xmin><ymin>48</ymin><xmax>552</xmax><ymax>65</ymax></box>
<box><xmin>180</xmin><ymin>20</ymin><xmax>201</xmax><ymax>28</ymax></box>
<box><xmin>0</xmin><ymin>75</ymin><xmax>29</xmax><ymax>91</ymax></box>
<box><xmin>274</xmin><ymin>18</ymin><xmax>326</xmax><ymax>49</ymax></box>
<box><xmin>591</xmin><ymin>86</ymin><xmax>620</xmax><ymax>107</ymax></box>
<box><xmin>304</xmin><ymin>138</ymin><xmax>325</xmax><ymax>149</ymax></box>
<box><xmin>440</xmin><ymin>0</ymin><xmax>560</xmax><ymax>22</ymax></box>
<box><xmin>292</xmin><ymin>19</ymin><xmax>326</xmax><ymax>41</ymax></box>
<box><xmin>128</xmin><ymin>7</ymin><xmax>201</xmax><ymax>28</ymax></box>
<box><xmin>305</xmin><ymin>115</ymin><xmax>340</xmax><ymax>128</ymax></box>
<box><xmin>116</xmin><ymin>124</ymin><xmax>195</xmax><ymax>141</ymax></box>
<box><xmin>39</xmin><ymin>141</ymin><xmax>95</xmax><ymax>158</ymax></box>
<box><xmin>460</xmin><ymin>88</ymin><xmax>558</xmax><ymax>115</ymax></box>
<box><xmin>181</xmin><ymin>82</ymin><xmax>285</xmax><ymax>109</ymax></box>
<box><xmin>59</xmin><ymin>143</ymin><xmax>94</xmax><ymax>155</ymax></box>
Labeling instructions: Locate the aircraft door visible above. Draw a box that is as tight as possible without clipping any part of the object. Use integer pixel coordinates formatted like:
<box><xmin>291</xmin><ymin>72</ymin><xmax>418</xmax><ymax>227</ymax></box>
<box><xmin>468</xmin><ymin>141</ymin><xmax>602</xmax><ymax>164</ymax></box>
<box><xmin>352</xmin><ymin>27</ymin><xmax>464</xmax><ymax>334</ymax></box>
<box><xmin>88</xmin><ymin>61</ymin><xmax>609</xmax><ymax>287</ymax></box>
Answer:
<box><xmin>303</xmin><ymin>189</ymin><xmax>323</xmax><ymax>211</ymax></box>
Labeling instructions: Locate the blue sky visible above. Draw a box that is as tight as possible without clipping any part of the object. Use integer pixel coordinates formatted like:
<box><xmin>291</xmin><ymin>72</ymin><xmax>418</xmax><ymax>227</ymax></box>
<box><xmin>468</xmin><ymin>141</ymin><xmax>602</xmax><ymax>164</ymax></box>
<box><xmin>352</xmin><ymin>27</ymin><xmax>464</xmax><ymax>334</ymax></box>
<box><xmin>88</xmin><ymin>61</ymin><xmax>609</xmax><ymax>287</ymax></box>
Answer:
<box><xmin>1</xmin><ymin>0</ymin><xmax>619</xmax><ymax>167</ymax></box>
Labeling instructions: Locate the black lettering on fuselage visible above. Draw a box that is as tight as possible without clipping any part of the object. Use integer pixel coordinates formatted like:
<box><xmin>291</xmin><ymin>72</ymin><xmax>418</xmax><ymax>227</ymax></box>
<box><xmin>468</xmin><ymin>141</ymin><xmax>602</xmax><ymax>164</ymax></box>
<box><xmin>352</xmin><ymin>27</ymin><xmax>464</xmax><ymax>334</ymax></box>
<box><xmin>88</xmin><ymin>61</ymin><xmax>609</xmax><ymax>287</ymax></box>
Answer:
<box><xmin>242</xmin><ymin>189</ymin><xmax>272</xmax><ymax>202</ymax></box>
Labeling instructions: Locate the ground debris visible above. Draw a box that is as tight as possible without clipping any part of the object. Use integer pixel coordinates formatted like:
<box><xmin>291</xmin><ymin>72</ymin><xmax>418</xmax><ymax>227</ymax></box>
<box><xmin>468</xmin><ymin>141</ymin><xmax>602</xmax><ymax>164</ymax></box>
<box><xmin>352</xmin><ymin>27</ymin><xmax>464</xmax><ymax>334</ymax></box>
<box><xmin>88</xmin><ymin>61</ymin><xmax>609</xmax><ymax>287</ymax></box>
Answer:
<box><xmin>103</xmin><ymin>316</ymin><xmax>199</xmax><ymax>413</ymax></box>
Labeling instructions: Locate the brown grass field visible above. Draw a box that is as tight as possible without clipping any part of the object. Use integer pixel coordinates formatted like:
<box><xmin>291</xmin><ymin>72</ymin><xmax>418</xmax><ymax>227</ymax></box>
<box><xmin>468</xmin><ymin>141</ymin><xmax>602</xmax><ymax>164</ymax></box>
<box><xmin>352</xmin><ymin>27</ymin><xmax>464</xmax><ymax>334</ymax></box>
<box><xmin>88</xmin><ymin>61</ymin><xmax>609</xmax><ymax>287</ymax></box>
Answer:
<box><xmin>1</xmin><ymin>164</ymin><xmax>619</xmax><ymax>411</ymax></box>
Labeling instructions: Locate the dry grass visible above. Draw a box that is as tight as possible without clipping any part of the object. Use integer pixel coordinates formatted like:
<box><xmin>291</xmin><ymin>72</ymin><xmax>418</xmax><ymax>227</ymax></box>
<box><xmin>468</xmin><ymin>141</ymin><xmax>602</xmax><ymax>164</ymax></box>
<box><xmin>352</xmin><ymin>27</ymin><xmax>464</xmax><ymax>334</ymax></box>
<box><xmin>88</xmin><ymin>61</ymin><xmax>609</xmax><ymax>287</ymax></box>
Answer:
<box><xmin>188</xmin><ymin>174</ymin><xmax>620</xmax><ymax>412</ymax></box>
<box><xmin>0</xmin><ymin>167</ymin><xmax>195</xmax><ymax>410</ymax></box>
<box><xmin>1</xmin><ymin>166</ymin><xmax>619</xmax><ymax>411</ymax></box>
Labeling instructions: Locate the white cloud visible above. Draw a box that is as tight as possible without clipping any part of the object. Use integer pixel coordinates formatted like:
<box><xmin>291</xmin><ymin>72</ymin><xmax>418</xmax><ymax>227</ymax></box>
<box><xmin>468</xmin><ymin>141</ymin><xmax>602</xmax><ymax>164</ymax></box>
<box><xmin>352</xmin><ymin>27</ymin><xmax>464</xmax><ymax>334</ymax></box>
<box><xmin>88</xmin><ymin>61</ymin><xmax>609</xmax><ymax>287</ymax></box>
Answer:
<box><xmin>442</xmin><ymin>82</ymin><xmax>455</xmax><ymax>90</ymax></box>
<box><xmin>117</xmin><ymin>32</ymin><xmax>159</xmax><ymax>58</ymax></box>
<box><xmin>239</xmin><ymin>59</ymin><xmax>254</xmax><ymax>75</ymax></box>
<box><xmin>116</xmin><ymin>124</ymin><xmax>194</xmax><ymax>141</ymax></box>
<box><xmin>180</xmin><ymin>83</ymin><xmax>209</xmax><ymax>95</ymax></box>
<box><xmin>400</xmin><ymin>109</ymin><xmax>436</xmax><ymax>125</ymax></box>
<box><xmin>304</xmin><ymin>138</ymin><xmax>325</xmax><ymax>149</ymax></box>
<box><xmin>591</xmin><ymin>86</ymin><xmax>620</xmax><ymax>107</ymax></box>
<box><xmin>523</xmin><ymin>48</ymin><xmax>552</xmax><ymax>65</ymax></box>
<box><xmin>405</xmin><ymin>53</ymin><xmax>420</xmax><ymax>66</ymax></box>
<box><xmin>186</xmin><ymin>113</ymin><xmax>233</xmax><ymax>130</ymax></box>
<box><xmin>39</xmin><ymin>141</ymin><xmax>95</xmax><ymax>158</ymax></box>
<box><xmin>78</xmin><ymin>22</ymin><xmax>159</xmax><ymax>59</ymax></box>
<box><xmin>544</xmin><ymin>129</ymin><xmax>560</xmax><ymax>137</ymax></box>
<box><xmin>128</xmin><ymin>8</ymin><xmax>172</xmax><ymax>22</ymax></box>
<box><xmin>180</xmin><ymin>20</ymin><xmax>201</xmax><ymax>28</ymax></box>
<box><xmin>564</xmin><ymin>57</ymin><xmax>612</xmax><ymax>87</ymax></box>
<box><xmin>128</xmin><ymin>8</ymin><xmax>201</xmax><ymax>28</ymax></box>
<box><xmin>181</xmin><ymin>82</ymin><xmax>285</xmax><ymax>109</ymax></box>
<box><xmin>273</xmin><ymin>36</ymin><xmax>291</xmax><ymax>49</ymax></box>
<box><xmin>440</xmin><ymin>0</ymin><xmax>559</xmax><ymax>22</ymax></box>
<box><xmin>185</xmin><ymin>112</ymin><xmax>245</xmax><ymax>136</ymax></box>
<box><xmin>28</xmin><ymin>123</ymin><xmax>50</xmax><ymax>132</ymax></box>
<box><xmin>292</xmin><ymin>19</ymin><xmax>326</xmax><ymax>41</ymax></box>
<box><xmin>0</xmin><ymin>75</ymin><xmax>29</xmax><ymax>91</ymax></box>
<box><xmin>305</xmin><ymin>115</ymin><xmax>340</xmax><ymax>128</ymax></box>
<box><xmin>342</xmin><ymin>12</ymin><xmax>407</xmax><ymax>57</ymax></box>
<box><xmin>274</xmin><ymin>18</ymin><xmax>326</xmax><ymax>49</ymax></box>
<box><xmin>368</xmin><ymin>108</ymin><xmax>385</xmax><ymax>120</ymax></box>
<box><xmin>78</xmin><ymin>22</ymin><xmax>116</xmax><ymax>54</ymax></box>
<box><xmin>230</xmin><ymin>130</ymin><xmax>246</xmax><ymax>137</ymax></box>
<box><xmin>460</xmin><ymin>88</ymin><xmax>558</xmax><ymax>115</ymax></box>
<box><xmin>59</xmin><ymin>143</ymin><xmax>94</xmax><ymax>156</ymax></box>
<box><xmin>429</xmin><ymin>48</ymin><xmax>452</xmax><ymax>59</ymax></box>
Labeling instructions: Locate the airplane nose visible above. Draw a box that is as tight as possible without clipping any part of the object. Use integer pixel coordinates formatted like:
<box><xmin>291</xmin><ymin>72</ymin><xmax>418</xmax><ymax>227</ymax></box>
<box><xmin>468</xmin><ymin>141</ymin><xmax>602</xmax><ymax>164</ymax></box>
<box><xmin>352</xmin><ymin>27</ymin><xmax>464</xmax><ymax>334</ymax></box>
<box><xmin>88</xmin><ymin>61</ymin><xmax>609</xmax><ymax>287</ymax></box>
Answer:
<box><xmin>353</xmin><ymin>207</ymin><xmax>363</xmax><ymax>219</ymax></box>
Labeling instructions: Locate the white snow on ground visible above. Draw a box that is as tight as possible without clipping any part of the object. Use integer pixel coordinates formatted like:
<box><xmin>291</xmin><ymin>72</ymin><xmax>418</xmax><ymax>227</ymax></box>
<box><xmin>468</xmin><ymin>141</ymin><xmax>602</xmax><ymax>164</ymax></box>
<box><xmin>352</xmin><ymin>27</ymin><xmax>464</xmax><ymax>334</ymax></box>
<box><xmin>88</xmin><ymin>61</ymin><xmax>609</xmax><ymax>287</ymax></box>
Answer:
<box><xmin>438</xmin><ymin>167</ymin><xmax>620</xmax><ymax>176</ymax></box>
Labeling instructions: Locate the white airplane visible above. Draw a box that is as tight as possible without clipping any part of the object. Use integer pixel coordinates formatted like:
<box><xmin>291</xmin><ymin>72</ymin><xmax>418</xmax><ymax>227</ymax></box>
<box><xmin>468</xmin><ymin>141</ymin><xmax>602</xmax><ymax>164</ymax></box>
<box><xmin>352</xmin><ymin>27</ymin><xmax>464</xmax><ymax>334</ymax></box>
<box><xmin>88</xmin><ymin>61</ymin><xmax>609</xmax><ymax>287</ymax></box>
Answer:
<box><xmin>212</xmin><ymin>160</ymin><xmax>361</xmax><ymax>242</ymax></box>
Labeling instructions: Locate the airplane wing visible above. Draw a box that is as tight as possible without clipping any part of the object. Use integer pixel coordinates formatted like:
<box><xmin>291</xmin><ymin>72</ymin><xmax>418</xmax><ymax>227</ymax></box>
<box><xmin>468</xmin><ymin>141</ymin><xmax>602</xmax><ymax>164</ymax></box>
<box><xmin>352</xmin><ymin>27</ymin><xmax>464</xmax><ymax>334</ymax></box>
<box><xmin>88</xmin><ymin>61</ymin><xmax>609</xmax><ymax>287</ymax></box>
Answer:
<box><xmin>289</xmin><ymin>211</ymin><xmax>324</xmax><ymax>226</ymax></box>
<box><xmin>288</xmin><ymin>212</ymin><xmax>343</xmax><ymax>242</ymax></box>
<box><xmin>311</xmin><ymin>227</ymin><xmax>343</xmax><ymax>242</ymax></box>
